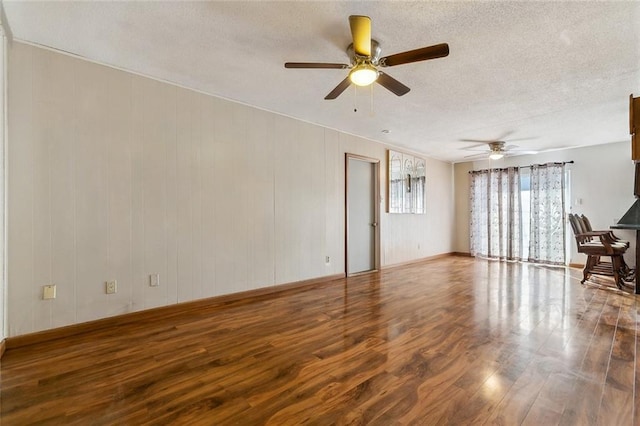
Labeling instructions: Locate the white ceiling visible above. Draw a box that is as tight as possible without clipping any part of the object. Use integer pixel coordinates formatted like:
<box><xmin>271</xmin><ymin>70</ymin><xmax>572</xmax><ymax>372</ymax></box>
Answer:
<box><xmin>3</xmin><ymin>1</ymin><xmax>639</xmax><ymax>162</ymax></box>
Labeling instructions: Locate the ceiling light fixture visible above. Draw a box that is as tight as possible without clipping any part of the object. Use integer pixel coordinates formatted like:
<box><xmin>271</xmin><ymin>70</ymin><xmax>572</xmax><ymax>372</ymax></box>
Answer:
<box><xmin>349</xmin><ymin>63</ymin><xmax>378</xmax><ymax>86</ymax></box>
<box><xmin>489</xmin><ymin>152</ymin><xmax>504</xmax><ymax>160</ymax></box>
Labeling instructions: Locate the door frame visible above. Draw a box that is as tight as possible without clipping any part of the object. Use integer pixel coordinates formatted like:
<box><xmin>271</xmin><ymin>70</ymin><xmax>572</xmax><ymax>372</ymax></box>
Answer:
<box><xmin>345</xmin><ymin>153</ymin><xmax>380</xmax><ymax>277</ymax></box>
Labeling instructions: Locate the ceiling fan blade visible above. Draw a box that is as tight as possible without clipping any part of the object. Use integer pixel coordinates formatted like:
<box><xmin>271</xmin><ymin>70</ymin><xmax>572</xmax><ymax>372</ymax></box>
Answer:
<box><xmin>507</xmin><ymin>150</ymin><xmax>539</xmax><ymax>155</ymax></box>
<box><xmin>380</xmin><ymin>43</ymin><xmax>449</xmax><ymax>67</ymax></box>
<box><xmin>285</xmin><ymin>62</ymin><xmax>349</xmax><ymax>69</ymax></box>
<box><xmin>460</xmin><ymin>138</ymin><xmax>494</xmax><ymax>143</ymax></box>
<box><xmin>495</xmin><ymin>130</ymin><xmax>515</xmax><ymax>141</ymax></box>
<box><xmin>504</xmin><ymin>137</ymin><xmax>537</xmax><ymax>143</ymax></box>
<box><xmin>376</xmin><ymin>72</ymin><xmax>410</xmax><ymax>96</ymax></box>
<box><xmin>324</xmin><ymin>77</ymin><xmax>352</xmax><ymax>100</ymax></box>
<box><xmin>349</xmin><ymin>15</ymin><xmax>371</xmax><ymax>57</ymax></box>
<box><xmin>465</xmin><ymin>147</ymin><xmax>491</xmax><ymax>152</ymax></box>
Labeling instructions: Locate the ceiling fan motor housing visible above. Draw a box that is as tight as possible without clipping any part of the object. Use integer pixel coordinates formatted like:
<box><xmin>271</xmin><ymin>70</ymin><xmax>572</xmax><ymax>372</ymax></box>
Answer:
<box><xmin>489</xmin><ymin>141</ymin><xmax>506</xmax><ymax>152</ymax></box>
<box><xmin>347</xmin><ymin>40</ymin><xmax>382</xmax><ymax>65</ymax></box>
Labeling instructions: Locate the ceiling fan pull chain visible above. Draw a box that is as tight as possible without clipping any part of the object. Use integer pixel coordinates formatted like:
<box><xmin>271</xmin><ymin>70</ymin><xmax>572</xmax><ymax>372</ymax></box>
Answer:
<box><xmin>353</xmin><ymin>84</ymin><xmax>358</xmax><ymax>112</ymax></box>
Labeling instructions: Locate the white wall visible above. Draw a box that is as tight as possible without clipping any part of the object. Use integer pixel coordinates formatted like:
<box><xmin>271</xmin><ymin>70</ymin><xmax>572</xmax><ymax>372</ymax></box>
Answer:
<box><xmin>453</xmin><ymin>141</ymin><xmax>637</xmax><ymax>265</ymax></box>
<box><xmin>7</xmin><ymin>42</ymin><xmax>454</xmax><ymax>337</ymax></box>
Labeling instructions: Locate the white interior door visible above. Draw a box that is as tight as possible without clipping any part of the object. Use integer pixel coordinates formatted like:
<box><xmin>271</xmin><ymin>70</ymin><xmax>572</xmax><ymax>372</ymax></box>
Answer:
<box><xmin>346</xmin><ymin>155</ymin><xmax>379</xmax><ymax>275</ymax></box>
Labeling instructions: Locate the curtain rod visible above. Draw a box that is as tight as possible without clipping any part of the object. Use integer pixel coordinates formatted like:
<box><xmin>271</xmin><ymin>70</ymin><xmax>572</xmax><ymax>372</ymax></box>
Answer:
<box><xmin>523</xmin><ymin>160</ymin><xmax>574</xmax><ymax>168</ymax></box>
<box><xmin>468</xmin><ymin>161</ymin><xmax>574</xmax><ymax>173</ymax></box>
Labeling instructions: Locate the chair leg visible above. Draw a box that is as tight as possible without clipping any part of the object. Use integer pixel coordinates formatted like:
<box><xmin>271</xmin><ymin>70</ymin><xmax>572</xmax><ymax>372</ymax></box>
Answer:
<box><xmin>616</xmin><ymin>256</ymin><xmax>636</xmax><ymax>289</ymax></box>
<box><xmin>582</xmin><ymin>256</ymin><xmax>594</xmax><ymax>284</ymax></box>
<box><xmin>611</xmin><ymin>255</ymin><xmax>624</xmax><ymax>289</ymax></box>
<box><xmin>620</xmin><ymin>256</ymin><xmax>636</xmax><ymax>281</ymax></box>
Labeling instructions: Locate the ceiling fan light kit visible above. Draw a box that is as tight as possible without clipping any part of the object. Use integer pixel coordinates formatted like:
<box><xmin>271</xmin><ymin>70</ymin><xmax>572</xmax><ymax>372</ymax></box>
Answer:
<box><xmin>349</xmin><ymin>63</ymin><xmax>378</xmax><ymax>86</ymax></box>
<box><xmin>489</xmin><ymin>153</ymin><xmax>504</xmax><ymax>160</ymax></box>
<box><xmin>284</xmin><ymin>15</ymin><xmax>449</xmax><ymax>100</ymax></box>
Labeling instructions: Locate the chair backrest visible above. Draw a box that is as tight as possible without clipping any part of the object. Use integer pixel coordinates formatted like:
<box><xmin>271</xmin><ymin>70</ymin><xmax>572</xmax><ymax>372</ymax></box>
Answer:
<box><xmin>568</xmin><ymin>214</ymin><xmax>583</xmax><ymax>236</ymax></box>
<box><xmin>568</xmin><ymin>213</ymin><xmax>592</xmax><ymax>247</ymax></box>
<box><xmin>580</xmin><ymin>214</ymin><xmax>593</xmax><ymax>232</ymax></box>
<box><xmin>568</xmin><ymin>213</ymin><xmax>577</xmax><ymax>233</ymax></box>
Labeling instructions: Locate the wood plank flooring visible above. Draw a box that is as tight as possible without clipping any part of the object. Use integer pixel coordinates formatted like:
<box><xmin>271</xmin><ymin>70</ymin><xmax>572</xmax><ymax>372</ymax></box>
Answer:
<box><xmin>1</xmin><ymin>256</ymin><xmax>638</xmax><ymax>425</ymax></box>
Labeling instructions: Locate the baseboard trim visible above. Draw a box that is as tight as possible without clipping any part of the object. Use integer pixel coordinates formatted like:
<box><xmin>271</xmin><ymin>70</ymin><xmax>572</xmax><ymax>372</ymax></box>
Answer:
<box><xmin>569</xmin><ymin>263</ymin><xmax>585</xmax><ymax>269</ymax></box>
<box><xmin>5</xmin><ymin>273</ymin><xmax>345</xmax><ymax>351</ymax></box>
<box><xmin>0</xmin><ymin>339</ymin><xmax>5</xmax><ymax>359</ymax></box>
<box><xmin>382</xmin><ymin>252</ymin><xmax>458</xmax><ymax>270</ymax></box>
<box><xmin>452</xmin><ymin>252</ymin><xmax>473</xmax><ymax>257</ymax></box>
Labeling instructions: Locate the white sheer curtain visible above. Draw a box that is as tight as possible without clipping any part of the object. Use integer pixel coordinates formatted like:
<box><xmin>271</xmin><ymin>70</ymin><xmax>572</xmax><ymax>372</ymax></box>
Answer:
<box><xmin>469</xmin><ymin>167</ymin><xmax>522</xmax><ymax>260</ymax></box>
<box><xmin>528</xmin><ymin>163</ymin><xmax>566</xmax><ymax>265</ymax></box>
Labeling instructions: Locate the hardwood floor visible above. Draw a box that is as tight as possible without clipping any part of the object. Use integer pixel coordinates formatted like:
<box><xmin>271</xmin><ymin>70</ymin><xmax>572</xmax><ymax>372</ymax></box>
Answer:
<box><xmin>1</xmin><ymin>256</ymin><xmax>638</xmax><ymax>425</ymax></box>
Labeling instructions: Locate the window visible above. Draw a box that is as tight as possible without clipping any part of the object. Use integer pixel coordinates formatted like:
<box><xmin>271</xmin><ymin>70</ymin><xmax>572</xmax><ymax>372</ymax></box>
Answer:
<box><xmin>470</xmin><ymin>163</ymin><xmax>569</xmax><ymax>265</ymax></box>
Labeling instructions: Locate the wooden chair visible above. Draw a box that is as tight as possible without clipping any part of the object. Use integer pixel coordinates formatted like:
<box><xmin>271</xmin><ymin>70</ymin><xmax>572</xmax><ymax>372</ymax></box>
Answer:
<box><xmin>579</xmin><ymin>214</ymin><xmax>634</xmax><ymax>278</ymax></box>
<box><xmin>568</xmin><ymin>213</ymin><xmax>634</xmax><ymax>290</ymax></box>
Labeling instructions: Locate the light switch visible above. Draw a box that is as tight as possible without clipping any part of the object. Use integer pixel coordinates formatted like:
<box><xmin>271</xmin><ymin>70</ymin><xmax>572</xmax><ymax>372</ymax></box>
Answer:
<box><xmin>149</xmin><ymin>273</ymin><xmax>160</xmax><ymax>287</ymax></box>
<box><xmin>43</xmin><ymin>284</ymin><xmax>56</xmax><ymax>300</ymax></box>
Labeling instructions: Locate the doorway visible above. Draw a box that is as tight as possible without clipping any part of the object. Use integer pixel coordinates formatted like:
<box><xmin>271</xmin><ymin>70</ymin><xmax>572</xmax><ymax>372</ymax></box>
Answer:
<box><xmin>345</xmin><ymin>154</ymin><xmax>380</xmax><ymax>276</ymax></box>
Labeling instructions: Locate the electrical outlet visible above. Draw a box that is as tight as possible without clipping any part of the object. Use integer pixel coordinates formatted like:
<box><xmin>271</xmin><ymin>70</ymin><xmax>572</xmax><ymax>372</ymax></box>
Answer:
<box><xmin>149</xmin><ymin>273</ymin><xmax>160</xmax><ymax>287</ymax></box>
<box><xmin>106</xmin><ymin>280</ymin><xmax>117</xmax><ymax>294</ymax></box>
<box><xmin>43</xmin><ymin>284</ymin><xmax>56</xmax><ymax>300</ymax></box>
<box><xmin>325</xmin><ymin>256</ymin><xmax>330</xmax><ymax>264</ymax></box>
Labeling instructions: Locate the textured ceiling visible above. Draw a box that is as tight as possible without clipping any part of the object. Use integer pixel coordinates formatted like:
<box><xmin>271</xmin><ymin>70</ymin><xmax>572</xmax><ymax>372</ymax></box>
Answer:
<box><xmin>3</xmin><ymin>1</ymin><xmax>639</xmax><ymax>162</ymax></box>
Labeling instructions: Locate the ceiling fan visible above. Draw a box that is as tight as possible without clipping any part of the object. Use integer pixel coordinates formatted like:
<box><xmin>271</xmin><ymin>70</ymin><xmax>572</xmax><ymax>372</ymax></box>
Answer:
<box><xmin>461</xmin><ymin>138</ymin><xmax>539</xmax><ymax>160</ymax></box>
<box><xmin>284</xmin><ymin>15</ymin><xmax>449</xmax><ymax>100</ymax></box>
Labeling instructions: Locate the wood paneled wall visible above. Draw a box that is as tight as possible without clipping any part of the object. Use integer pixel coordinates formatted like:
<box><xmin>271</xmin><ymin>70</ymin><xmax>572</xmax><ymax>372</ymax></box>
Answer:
<box><xmin>0</xmin><ymin>34</ymin><xmax>5</xmax><ymax>342</ymax></box>
<box><xmin>7</xmin><ymin>42</ymin><xmax>454</xmax><ymax>337</ymax></box>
